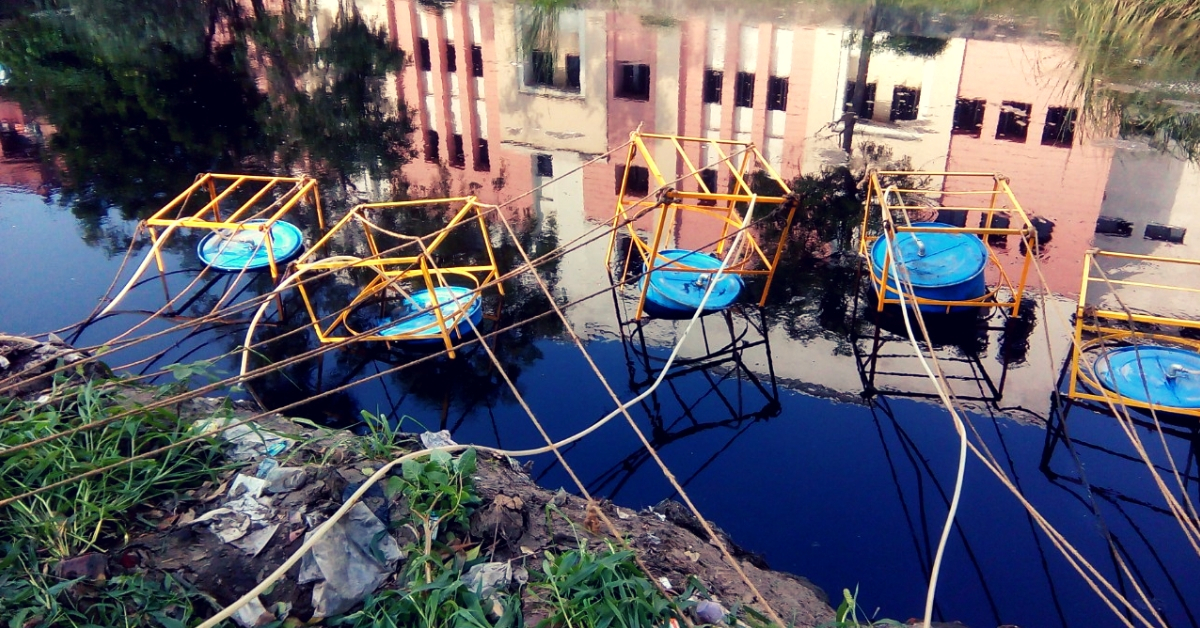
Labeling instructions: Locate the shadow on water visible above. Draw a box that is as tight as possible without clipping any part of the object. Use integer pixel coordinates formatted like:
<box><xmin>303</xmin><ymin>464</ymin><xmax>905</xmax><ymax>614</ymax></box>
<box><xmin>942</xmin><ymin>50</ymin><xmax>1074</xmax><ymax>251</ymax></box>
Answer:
<box><xmin>239</xmin><ymin>206</ymin><xmax>565</xmax><ymax>426</ymax></box>
<box><xmin>534</xmin><ymin>300</ymin><xmax>783</xmax><ymax>501</ymax></box>
<box><xmin>1041</xmin><ymin>391</ymin><xmax>1200</xmax><ymax>628</ymax></box>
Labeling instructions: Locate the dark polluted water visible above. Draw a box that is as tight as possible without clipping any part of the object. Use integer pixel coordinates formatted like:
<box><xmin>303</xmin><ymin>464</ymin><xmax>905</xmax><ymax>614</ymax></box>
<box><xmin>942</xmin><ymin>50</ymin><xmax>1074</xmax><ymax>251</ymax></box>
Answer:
<box><xmin>1</xmin><ymin>0</ymin><xmax>1200</xmax><ymax>626</ymax></box>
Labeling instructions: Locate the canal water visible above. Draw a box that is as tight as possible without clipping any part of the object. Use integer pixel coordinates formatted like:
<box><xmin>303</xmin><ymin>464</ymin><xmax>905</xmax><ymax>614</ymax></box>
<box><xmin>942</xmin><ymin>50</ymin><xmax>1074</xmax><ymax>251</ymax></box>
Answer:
<box><xmin>1</xmin><ymin>1</ymin><xmax>1198</xmax><ymax>626</ymax></box>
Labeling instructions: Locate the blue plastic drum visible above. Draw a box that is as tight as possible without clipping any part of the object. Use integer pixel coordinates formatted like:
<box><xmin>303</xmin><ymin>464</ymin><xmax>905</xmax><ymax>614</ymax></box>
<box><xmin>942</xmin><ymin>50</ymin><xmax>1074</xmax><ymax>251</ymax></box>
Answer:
<box><xmin>870</xmin><ymin>223</ymin><xmax>988</xmax><ymax>313</ymax></box>
<box><xmin>196</xmin><ymin>219</ymin><xmax>304</xmax><ymax>271</ymax></box>
<box><xmin>640</xmin><ymin>249</ymin><xmax>743</xmax><ymax>317</ymax></box>
<box><xmin>1093</xmin><ymin>344</ymin><xmax>1200</xmax><ymax>410</ymax></box>
<box><xmin>378</xmin><ymin>286</ymin><xmax>483</xmax><ymax>342</ymax></box>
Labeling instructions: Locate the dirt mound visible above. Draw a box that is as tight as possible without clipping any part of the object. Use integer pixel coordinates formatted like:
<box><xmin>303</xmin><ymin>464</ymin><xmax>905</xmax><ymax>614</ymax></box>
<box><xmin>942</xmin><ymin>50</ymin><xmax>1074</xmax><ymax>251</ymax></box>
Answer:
<box><xmin>0</xmin><ymin>333</ymin><xmax>110</xmax><ymax>397</ymax></box>
<box><xmin>123</xmin><ymin>408</ymin><xmax>835</xmax><ymax>626</ymax></box>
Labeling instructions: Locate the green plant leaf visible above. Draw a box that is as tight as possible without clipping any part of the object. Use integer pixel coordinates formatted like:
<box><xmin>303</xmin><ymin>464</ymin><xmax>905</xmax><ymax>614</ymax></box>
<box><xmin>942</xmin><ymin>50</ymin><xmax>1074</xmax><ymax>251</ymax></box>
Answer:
<box><xmin>383</xmin><ymin>476</ymin><xmax>405</xmax><ymax>501</ymax></box>
<box><xmin>401</xmin><ymin>459</ymin><xmax>421</xmax><ymax>482</ymax></box>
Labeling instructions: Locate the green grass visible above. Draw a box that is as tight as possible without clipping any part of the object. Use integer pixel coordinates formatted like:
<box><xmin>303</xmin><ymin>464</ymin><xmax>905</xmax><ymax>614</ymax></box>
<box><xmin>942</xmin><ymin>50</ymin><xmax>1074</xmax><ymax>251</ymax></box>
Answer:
<box><xmin>0</xmin><ymin>376</ymin><xmax>223</xmax><ymax>559</ymax></box>
<box><xmin>334</xmin><ymin>447</ymin><xmax>515</xmax><ymax>627</ymax></box>
<box><xmin>529</xmin><ymin>543</ymin><xmax>685</xmax><ymax>628</ymax></box>
<box><xmin>0</xmin><ymin>561</ymin><xmax>228</xmax><ymax>628</ymax></box>
<box><xmin>0</xmin><ymin>370</ymin><xmax>228</xmax><ymax>627</ymax></box>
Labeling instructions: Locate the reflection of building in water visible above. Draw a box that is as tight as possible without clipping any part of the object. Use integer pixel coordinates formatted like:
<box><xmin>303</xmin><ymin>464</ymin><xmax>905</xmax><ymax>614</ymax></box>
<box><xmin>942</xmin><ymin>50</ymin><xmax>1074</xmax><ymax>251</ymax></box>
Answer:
<box><xmin>0</xmin><ymin>98</ymin><xmax>51</xmax><ymax>191</ymax></box>
<box><xmin>803</xmin><ymin>33</ymin><xmax>1115</xmax><ymax>295</ymax></box>
<box><xmin>799</xmin><ymin>28</ymin><xmax>968</xmax><ymax>179</ymax></box>
<box><xmin>943</xmin><ymin>40</ymin><xmax>1113</xmax><ymax>295</ymax></box>
<box><xmin>1094</xmin><ymin>147</ymin><xmax>1200</xmax><ymax>315</ymax></box>
<box><xmin>382</xmin><ymin>2</ymin><xmax>1124</xmax><ymax>299</ymax></box>
<box><xmin>370</xmin><ymin>0</ymin><xmax>1139</xmax><ymax>404</ymax></box>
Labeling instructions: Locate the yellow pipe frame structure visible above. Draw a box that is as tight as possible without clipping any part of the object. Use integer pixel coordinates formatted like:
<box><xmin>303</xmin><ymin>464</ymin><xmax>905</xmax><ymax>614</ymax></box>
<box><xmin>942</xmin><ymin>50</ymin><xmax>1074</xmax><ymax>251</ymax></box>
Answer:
<box><xmin>1066</xmin><ymin>249</ymin><xmax>1200</xmax><ymax>418</ymax></box>
<box><xmin>604</xmin><ymin>131</ymin><xmax>798</xmax><ymax>320</ymax></box>
<box><xmin>290</xmin><ymin>196</ymin><xmax>501</xmax><ymax>359</ymax></box>
<box><xmin>858</xmin><ymin>170</ymin><xmax>1036</xmax><ymax>316</ymax></box>
<box><xmin>145</xmin><ymin>173</ymin><xmax>324</xmax><ymax>281</ymax></box>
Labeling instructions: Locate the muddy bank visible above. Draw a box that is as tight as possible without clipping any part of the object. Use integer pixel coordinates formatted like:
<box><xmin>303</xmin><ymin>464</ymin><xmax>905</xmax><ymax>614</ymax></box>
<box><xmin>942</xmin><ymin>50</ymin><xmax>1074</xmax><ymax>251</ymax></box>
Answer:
<box><xmin>0</xmin><ymin>324</ymin><xmax>834</xmax><ymax>627</ymax></box>
<box><xmin>121</xmin><ymin>398</ymin><xmax>836</xmax><ymax>626</ymax></box>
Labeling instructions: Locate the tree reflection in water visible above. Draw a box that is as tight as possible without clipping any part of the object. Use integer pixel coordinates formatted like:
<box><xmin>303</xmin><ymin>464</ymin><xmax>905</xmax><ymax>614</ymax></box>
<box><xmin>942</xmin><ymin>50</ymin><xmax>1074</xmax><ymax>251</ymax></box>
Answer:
<box><xmin>0</xmin><ymin>0</ymin><xmax>413</xmax><ymax>251</ymax></box>
<box><xmin>749</xmin><ymin>142</ymin><xmax>927</xmax><ymax>351</ymax></box>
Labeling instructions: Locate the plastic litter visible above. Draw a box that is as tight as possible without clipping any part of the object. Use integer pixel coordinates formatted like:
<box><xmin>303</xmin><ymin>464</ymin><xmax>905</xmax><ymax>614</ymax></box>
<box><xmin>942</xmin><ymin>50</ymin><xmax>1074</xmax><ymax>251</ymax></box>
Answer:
<box><xmin>340</xmin><ymin>480</ymin><xmax>388</xmax><ymax>525</ymax></box>
<box><xmin>420</xmin><ymin>430</ymin><xmax>458</xmax><ymax>449</ymax></box>
<box><xmin>225</xmin><ymin>475</ymin><xmax>273</xmax><ymax>524</ymax></box>
<box><xmin>298</xmin><ymin>503</ymin><xmax>404</xmax><ymax>618</ymax></box>
<box><xmin>264</xmin><ymin>466</ymin><xmax>307</xmax><ymax>494</ymax></box>
<box><xmin>189</xmin><ymin>474</ymin><xmax>277</xmax><ymax>551</ymax></box>
<box><xmin>231</xmin><ymin>595</ymin><xmax>276</xmax><ymax>628</ymax></box>
<box><xmin>190</xmin><ymin>507</ymin><xmax>250</xmax><ymax>543</ymax></box>
<box><xmin>256</xmin><ymin>458</ymin><xmax>279</xmax><ymax>478</ymax></box>
<box><xmin>193</xmin><ymin>417</ymin><xmax>296</xmax><ymax>462</ymax></box>
<box><xmin>695</xmin><ymin>600</ymin><xmax>728</xmax><ymax>624</ymax></box>
<box><xmin>230</xmin><ymin>524</ymin><xmax>279</xmax><ymax>558</ymax></box>
<box><xmin>463</xmin><ymin>562</ymin><xmax>513</xmax><ymax>599</ymax></box>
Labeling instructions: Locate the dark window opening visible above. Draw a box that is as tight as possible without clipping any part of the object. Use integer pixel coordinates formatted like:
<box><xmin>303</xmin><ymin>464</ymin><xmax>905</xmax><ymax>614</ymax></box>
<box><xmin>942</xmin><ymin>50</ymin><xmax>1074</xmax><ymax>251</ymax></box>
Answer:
<box><xmin>1042</xmin><ymin>106</ymin><xmax>1077</xmax><ymax>147</ymax></box>
<box><xmin>617</xmin><ymin>63</ymin><xmax>651</xmax><ymax>101</ymax></box>
<box><xmin>471</xmin><ymin>45</ymin><xmax>484</xmax><ymax>77</ymax></box>
<box><xmin>952</xmin><ymin>98</ymin><xmax>986</xmax><ymax>137</ymax></box>
<box><xmin>425</xmin><ymin>130</ymin><xmax>440</xmax><ymax>162</ymax></box>
<box><xmin>475</xmin><ymin>138</ymin><xmax>491</xmax><ymax>171</ymax></box>
<box><xmin>1095</xmin><ymin>216</ymin><xmax>1133</xmax><ymax>237</ymax></box>
<box><xmin>529</xmin><ymin>50</ymin><xmax>555</xmax><ymax>87</ymax></box>
<box><xmin>734</xmin><ymin>72</ymin><xmax>755</xmax><ymax>108</ymax></box>
<box><xmin>935</xmin><ymin>209</ymin><xmax>968</xmax><ymax>227</ymax></box>
<box><xmin>1019</xmin><ymin>216</ymin><xmax>1055</xmax><ymax>256</ymax></box>
<box><xmin>446</xmin><ymin>45</ymin><xmax>457</xmax><ymax>73</ymax></box>
<box><xmin>535</xmin><ymin>153</ymin><xmax>553</xmax><ymax>178</ymax></box>
<box><xmin>565</xmin><ymin>54</ymin><xmax>581</xmax><ymax>91</ymax></box>
<box><xmin>996</xmin><ymin>101</ymin><xmax>1032</xmax><ymax>142</ymax></box>
<box><xmin>450</xmin><ymin>134</ymin><xmax>465</xmax><ymax>168</ymax></box>
<box><xmin>890</xmin><ymin>86</ymin><xmax>920</xmax><ymax>121</ymax></box>
<box><xmin>980</xmin><ymin>212</ymin><xmax>1010</xmax><ymax>247</ymax></box>
<box><xmin>698</xmin><ymin>168</ymin><xmax>719</xmax><ymax>206</ymax></box>
<box><xmin>616</xmin><ymin>164</ymin><xmax>651</xmax><ymax>196</ymax></box>
<box><xmin>417</xmin><ymin>38</ymin><xmax>432</xmax><ymax>71</ymax></box>
<box><xmin>844</xmin><ymin>81</ymin><xmax>877</xmax><ymax>119</ymax></box>
<box><xmin>1145</xmin><ymin>223</ymin><xmax>1186</xmax><ymax>243</ymax></box>
<box><xmin>703</xmin><ymin>69</ymin><xmax>724</xmax><ymax>104</ymax></box>
<box><xmin>767</xmin><ymin>76</ymin><xmax>789</xmax><ymax>111</ymax></box>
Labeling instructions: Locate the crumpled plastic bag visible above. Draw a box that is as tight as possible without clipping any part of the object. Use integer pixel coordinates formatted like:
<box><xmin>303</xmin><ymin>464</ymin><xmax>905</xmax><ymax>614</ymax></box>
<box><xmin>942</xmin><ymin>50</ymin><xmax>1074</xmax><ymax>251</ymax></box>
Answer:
<box><xmin>420</xmin><ymin>430</ymin><xmax>457</xmax><ymax>449</ymax></box>
<box><xmin>298</xmin><ymin>503</ymin><xmax>404</xmax><ymax>618</ymax></box>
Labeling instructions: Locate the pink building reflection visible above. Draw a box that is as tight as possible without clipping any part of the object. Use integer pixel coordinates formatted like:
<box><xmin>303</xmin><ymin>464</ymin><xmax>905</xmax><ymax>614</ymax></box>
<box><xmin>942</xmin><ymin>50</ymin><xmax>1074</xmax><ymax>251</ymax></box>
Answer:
<box><xmin>0</xmin><ymin>98</ymin><xmax>52</xmax><ymax>191</ymax></box>
<box><xmin>377</xmin><ymin>1</ymin><xmax>1121</xmax><ymax>296</ymax></box>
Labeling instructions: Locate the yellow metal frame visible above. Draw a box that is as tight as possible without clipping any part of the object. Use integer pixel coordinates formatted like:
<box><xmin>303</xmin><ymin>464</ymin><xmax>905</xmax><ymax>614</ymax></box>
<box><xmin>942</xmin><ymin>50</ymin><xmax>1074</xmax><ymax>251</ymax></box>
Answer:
<box><xmin>858</xmin><ymin>170</ymin><xmax>1036</xmax><ymax>316</ymax></box>
<box><xmin>145</xmin><ymin>173</ymin><xmax>324</xmax><ymax>281</ymax></box>
<box><xmin>1066</xmin><ymin>250</ymin><xmax>1200</xmax><ymax>417</ymax></box>
<box><xmin>604</xmin><ymin>131</ymin><xmax>798</xmax><ymax>320</ymax></box>
<box><xmin>290</xmin><ymin>196</ymin><xmax>502</xmax><ymax>359</ymax></box>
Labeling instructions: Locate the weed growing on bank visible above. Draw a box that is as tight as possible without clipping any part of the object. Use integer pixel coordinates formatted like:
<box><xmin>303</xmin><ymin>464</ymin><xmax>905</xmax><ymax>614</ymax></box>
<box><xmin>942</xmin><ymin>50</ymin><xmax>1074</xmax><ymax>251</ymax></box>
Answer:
<box><xmin>0</xmin><ymin>372</ymin><xmax>228</xmax><ymax>626</ymax></box>
<box><xmin>0</xmin><ymin>373</ymin><xmax>789</xmax><ymax>627</ymax></box>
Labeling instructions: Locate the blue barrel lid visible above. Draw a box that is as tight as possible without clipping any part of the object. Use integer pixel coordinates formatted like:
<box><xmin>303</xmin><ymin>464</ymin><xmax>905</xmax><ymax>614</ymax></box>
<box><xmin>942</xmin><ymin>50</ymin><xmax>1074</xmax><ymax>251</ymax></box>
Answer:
<box><xmin>379</xmin><ymin>286</ymin><xmax>481</xmax><ymax>338</ymax></box>
<box><xmin>644</xmin><ymin>249</ymin><xmax>743</xmax><ymax>313</ymax></box>
<box><xmin>1093</xmin><ymin>344</ymin><xmax>1200</xmax><ymax>409</ymax></box>
<box><xmin>197</xmin><ymin>219</ymin><xmax>304</xmax><ymax>271</ymax></box>
<box><xmin>870</xmin><ymin>222</ymin><xmax>988</xmax><ymax>289</ymax></box>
